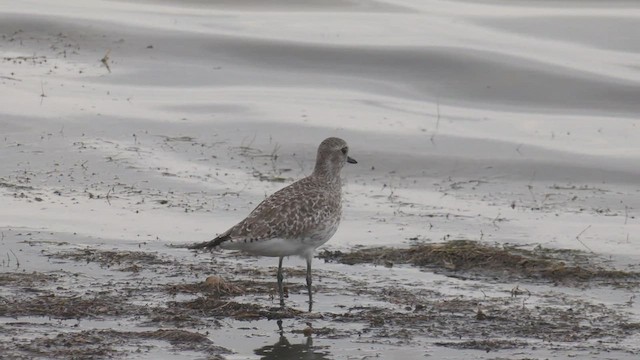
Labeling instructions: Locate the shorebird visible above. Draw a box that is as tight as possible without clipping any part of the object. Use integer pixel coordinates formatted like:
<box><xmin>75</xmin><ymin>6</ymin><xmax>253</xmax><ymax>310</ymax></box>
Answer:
<box><xmin>190</xmin><ymin>137</ymin><xmax>356</xmax><ymax>311</ymax></box>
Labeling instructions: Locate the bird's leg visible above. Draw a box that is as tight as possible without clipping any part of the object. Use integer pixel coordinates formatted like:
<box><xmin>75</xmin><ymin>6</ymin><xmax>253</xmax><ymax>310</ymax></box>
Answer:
<box><xmin>277</xmin><ymin>256</ymin><xmax>285</xmax><ymax>309</ymax></box>
<box><xmin>306</xmin><ymin>256</ymin><xmax>313</xmax><ymax>312</ymax></box>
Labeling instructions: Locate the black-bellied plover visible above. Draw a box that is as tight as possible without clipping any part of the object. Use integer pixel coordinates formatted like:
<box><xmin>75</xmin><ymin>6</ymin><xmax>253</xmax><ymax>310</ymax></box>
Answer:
<box><xmin>190</xmin><ymin>137</ymin><xmax>356</xmax><ymax>311</ymax></box>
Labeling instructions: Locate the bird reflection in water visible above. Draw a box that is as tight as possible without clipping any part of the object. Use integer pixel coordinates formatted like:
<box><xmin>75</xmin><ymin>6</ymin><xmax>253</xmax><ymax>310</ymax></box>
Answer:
<box><xmin>253</xmin><ymin>320</ymin><xmax>330</xmax><ymax>360</ymax></box>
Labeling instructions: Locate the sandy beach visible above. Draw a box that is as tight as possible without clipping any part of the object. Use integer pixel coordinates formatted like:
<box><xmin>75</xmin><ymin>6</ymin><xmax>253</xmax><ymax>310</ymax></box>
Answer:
<box><xmin>2</xmin><ymin>0</ymin><xmax>640</xmax><ymax>358</ymax></box>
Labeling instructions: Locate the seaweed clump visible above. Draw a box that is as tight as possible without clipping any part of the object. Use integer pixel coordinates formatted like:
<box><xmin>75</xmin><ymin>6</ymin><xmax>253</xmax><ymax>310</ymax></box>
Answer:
<box><xmin>319</xmin><ymin>240</ymin><xmax>639</xmax><ymax>284</ymax></box>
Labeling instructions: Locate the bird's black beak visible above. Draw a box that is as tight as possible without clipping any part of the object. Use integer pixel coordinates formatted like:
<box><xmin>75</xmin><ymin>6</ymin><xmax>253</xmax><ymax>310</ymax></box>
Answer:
<box><xmin>347</xmin><ymin>156</ymin><xmax>357</xmax><ymax>164</ymax></box>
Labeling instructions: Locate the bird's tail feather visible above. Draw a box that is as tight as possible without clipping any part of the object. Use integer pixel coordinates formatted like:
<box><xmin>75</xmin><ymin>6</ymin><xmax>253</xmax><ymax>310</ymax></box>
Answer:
<box><xmin>188</xmin><ymin>233</ymin><xmax>230</xmax><ymax>251</ymax></box>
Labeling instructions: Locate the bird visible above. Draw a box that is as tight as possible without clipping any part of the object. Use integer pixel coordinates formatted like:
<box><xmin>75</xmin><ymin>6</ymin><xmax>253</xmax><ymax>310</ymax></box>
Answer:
<box><xmin>190</xmin><ymin>137</ymin><xmax>357</xmax><ymax>311</ymax></box>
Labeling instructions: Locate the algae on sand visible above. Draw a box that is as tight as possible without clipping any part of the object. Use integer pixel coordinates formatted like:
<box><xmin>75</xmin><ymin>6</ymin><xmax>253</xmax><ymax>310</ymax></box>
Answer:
<box><xmin>318</xmin><ymin>240</ymin><xmax>640</xmax><ymax>285</ymax></box>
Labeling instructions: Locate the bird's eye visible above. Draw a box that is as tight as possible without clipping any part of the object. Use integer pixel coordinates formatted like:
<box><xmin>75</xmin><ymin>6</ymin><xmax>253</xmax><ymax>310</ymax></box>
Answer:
<box><xmin>341</xmin><ymin>147</ymin><xmax>348</xmax><ymax>155</ymax></box>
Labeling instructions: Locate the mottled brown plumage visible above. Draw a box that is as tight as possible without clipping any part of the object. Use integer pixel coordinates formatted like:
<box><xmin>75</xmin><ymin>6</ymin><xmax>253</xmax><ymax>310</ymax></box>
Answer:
<box><xmin>211</xmin><ymin>175</ymin><xmax>342</xmax><ymax>255</ymax></box>
<box><xmin>190</xmin><ymin>137</ymin><xmax>356</xmax><ymax>311</ymax></box>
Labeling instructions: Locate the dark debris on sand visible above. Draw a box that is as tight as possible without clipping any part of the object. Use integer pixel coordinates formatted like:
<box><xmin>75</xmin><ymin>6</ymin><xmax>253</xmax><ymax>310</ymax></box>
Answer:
<box><xmin>0</xmin><ymin>272</ymin><xmax>59</xmax><ymax>288</ymax></box>
<box><xmin>167</xmin><ymin>296</ymin><xmax>303</xmax><ymax>321</ymax></box>
<box><xmin>3</xmin><ymin>240</ymin><xmax>639</xmax><ymax>358</ymax></box>
<box><xmin>0</xmin><ymin>328</ymin><xmax>229</xmax><ymax>359</ymax></box>
<box><xmin>47</xmin><ymin>248</ymin><xmax>173</xmax><ymax>272</ymax></box>
<box><xmin>319</xmin><ymin>239</ymin><xmax>640</xmax><ymax>286</ymax></box>
<box><xmin>0</xmin><ymin>293</ymin><xmax>145</xmax><ymax>319</ymax></box>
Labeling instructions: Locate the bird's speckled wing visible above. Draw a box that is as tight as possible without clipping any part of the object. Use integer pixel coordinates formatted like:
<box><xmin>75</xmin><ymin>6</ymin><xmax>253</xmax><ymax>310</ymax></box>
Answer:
<box><xmin>189</xmin><ymin>176</ymin><xmax>342</xmax><ymax>251</ymax></box>
<box><xmin>227</xmin><ymin>176</ymin><xmax>341</xmax><ymax>242</ymax></box>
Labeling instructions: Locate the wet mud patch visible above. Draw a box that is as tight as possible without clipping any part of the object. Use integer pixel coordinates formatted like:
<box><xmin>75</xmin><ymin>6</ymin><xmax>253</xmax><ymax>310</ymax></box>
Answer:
<box><xmin>334</xmin><ymin>291</ymin><xmax>637</xmax><ymax>345</ymax></box>
<box><xmin>0</xmin><ymin>272</ymin><xmax>59</xmax><ymax>289</ymax></box>
<box><xmin>165</xmin><ymin>275</ymin><xmax>245</xmax><ymax>297</ymax></box>
<box><xmin>142</xmin><ymin>310</ymin><xmax>212</xmax><ymax>328</ymax></box>
<box><xmin>164</xmin><ymin>275</ymin><xmax>309</xmax><ymax>302</ymax></box>
<box><xmin>47</xmin><ymin>248</ymin><xmax>174</xmax><ymax>272</ymax></box>
<box><xmin>165</xmin><ymin>296</ymin><xmax>303</xmax><ymax>321</ymax></box>
<box><xmin>3</xmin><ymin>242</ymin><xmax>639</xmax><ymax>358</ymax></box>
<box><xmin>319</xmin><ymin>240</ymin><xmax>640</xmax><ymax>286</ymax></box>
<box><xmin>0</xmin><ymin>179</ymin><xmax>35</xmax><ymax>191</ymax></box>
<box><xmin>434</xmin><ymin>339</ymin><xmax>529</xmax><ymax>351</ymax></box>
<box><xmin>0</xmin><ymin>328</ymin><xmax>230</xmax><ymax>359</ymax></box>
<box><xmin>154</xmin><ymin>276</ymin><xmax>305</xmax><ymax>325</ymax></box>
<box><xmin>0</xmin><ymin>293</ymin><xmax>146</xmax><ymax>319</ymax></box>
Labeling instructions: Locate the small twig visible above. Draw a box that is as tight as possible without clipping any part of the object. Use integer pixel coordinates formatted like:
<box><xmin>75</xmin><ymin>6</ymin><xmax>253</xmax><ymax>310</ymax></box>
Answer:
<box><xmin>40</xmin><ymin>80</ymin><xmax>46</xmax><ymax>105</ymax></box>
<box><xmin>3</xmin><ymin>55</ymin><xmax>45</xmax><ymax>61</ymax></box>
<box><xmin>491</xmin><ymin>212</ymin><xmax>502</xmax><ymax>229</ymax></box>
<box><xmin>101</xmin><ymin>49</ymin><xmax>112</xmax><ymax>73</ymax></box>
<box><xmin>575</xmin><ymin>225</ymin><xmax>593</xmax><ymax>253</ymax></box>
<box><xmin>9</xmin><ymin>249</ymin><xmax>20</xmax><ymax>268</ymax></box>
<box><xmin>627</xmin><ymin>295</ymin><xmax>636</xmax><ymax>306</ymax></box>
<box><xmin>0</xmin><ymin>75</ymin><xmax>21</xmax><ymax>81</ymax></box>
<box><xmin>106</xmin><ymin>185</ymin><xmax>115</xmax><ymax>205</ymax></box>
